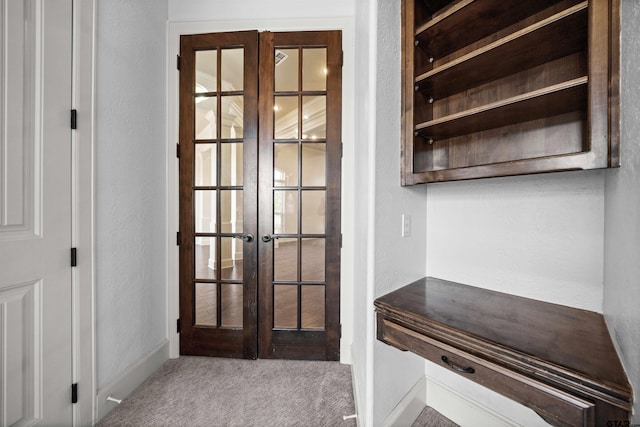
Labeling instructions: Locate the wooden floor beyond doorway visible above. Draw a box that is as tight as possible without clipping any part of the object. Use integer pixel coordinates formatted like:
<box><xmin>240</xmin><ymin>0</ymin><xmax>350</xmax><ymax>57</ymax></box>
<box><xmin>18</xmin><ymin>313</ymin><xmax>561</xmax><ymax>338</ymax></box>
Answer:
<box><xmin>195</xmin><ymin>239</ymin><xmax>325</xmax><ymax>329</ymax></box>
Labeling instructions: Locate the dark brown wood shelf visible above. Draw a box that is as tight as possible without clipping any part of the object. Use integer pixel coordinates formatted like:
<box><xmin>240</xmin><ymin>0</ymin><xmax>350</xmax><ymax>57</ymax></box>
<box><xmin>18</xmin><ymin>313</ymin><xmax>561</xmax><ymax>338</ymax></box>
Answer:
<box><xmin>415</xmin><ymin>3</ymin><xmax>588</xmax><ymax>100</ymax></box>
<box><xmin>414</xmin><ymin>0</ymin><xmax>569</xmax><ymax>60</ymax></box>
<box><xmin>401</xmin><ymin>0</ymin><xmax>620</xmax><ymax>185</ymax></box>
<box><xmin>375</xmin><ymin>277</ymin><xmax>632</xmax><ymax>426</ymax></box>
<box><xmin>415</xmin><ymin>77</ymin><xmax>587</xmax><ymax>141</ymax></box>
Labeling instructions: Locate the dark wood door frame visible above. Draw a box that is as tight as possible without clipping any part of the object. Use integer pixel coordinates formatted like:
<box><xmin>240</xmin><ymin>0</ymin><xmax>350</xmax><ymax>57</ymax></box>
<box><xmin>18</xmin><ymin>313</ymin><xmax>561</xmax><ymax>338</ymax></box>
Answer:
<box><xmin>258</xmin><ymin>31</ymin><xmax>342</xmax><ymax>360</ymax></box>
<box><xmin>178</xmin><ymin>29</ymin><xmax>342</xmax><ymax>361</ymax></box>
<box><xmin>179</xmin><ymin>30</ymin><xmax>259</xmax><ymax>358</ymax></box>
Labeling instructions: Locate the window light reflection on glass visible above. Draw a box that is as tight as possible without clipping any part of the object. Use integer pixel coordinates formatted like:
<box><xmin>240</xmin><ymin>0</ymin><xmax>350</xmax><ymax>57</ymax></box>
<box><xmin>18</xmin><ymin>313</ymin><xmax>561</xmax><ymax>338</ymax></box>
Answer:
<box><xmin>195</xmin><ymin>83</ymin><xmax>208</xmax><ymax>104</ymax></box>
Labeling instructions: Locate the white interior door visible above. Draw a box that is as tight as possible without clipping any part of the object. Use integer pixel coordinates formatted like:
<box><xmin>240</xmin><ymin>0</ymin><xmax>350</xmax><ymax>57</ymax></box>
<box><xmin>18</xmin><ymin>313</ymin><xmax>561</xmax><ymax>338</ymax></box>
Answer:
<box><xmin>0</xmin><ymin>0</ymin><xmax>73</xmax><ymax>425</ymax></box>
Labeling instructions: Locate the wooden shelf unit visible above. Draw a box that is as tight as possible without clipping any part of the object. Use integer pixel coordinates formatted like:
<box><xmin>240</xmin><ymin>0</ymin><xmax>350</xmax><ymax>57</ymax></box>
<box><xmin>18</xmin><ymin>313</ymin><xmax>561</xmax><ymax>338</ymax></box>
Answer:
<box><xmin>401</xmin><ymin>0</ymin><xmax>620</xmax><ymax>185</ymax></box>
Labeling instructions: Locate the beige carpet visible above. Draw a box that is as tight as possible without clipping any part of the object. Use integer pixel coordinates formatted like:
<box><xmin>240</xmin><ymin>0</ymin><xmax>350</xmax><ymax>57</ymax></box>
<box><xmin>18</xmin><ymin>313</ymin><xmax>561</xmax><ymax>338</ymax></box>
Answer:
<box><xmin>412</xmin><ymin>406</ymin><xmax>459</xmax><ymax>427</ymax></box>
<box><xmin>98</xmin><ymin>356</ymin><xmax>356</xmax><ymax>427</ymax></box>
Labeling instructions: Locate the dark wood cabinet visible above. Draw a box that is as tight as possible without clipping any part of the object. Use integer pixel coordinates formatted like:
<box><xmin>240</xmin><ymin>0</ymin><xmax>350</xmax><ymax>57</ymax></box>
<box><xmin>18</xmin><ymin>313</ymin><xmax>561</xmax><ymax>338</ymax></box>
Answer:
<box><xmin>401</xmin><ymin>0</ymin><xmax>620</xmax><ymax>185</ymax></box>
<box><xmin>375</xmin><ymin>277</ymin><xmax>632</xmax><ymax>426</ymax></box>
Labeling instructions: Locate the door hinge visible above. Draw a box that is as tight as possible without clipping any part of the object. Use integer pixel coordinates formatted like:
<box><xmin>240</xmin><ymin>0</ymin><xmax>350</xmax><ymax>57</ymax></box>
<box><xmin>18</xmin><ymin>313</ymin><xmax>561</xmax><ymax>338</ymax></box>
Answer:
<box><xmin>340</xmin><ymin>234</ymin><xmax>343</xmax><ymax>249</ymax></box>
<box><xmin>340</xmin><ymin>142</ymin><xmax>344</xmax><ymax>158</ymax></box>
<box><xmin>177</xmin><ymin>318</ymin><xmax>181</xmax><ymax>333</ymax></box>
<box><xmin>176</xmin><ymin>143</ymin><xmax>180</xmax><ymax>158</ymax></box>
<box><xmin>71</xmin><ymin>109</ymin><xmax>77</xmax><ymax>130</ymax></box>
<box><xmin>177</xmin><ymin>55</ymin><xmax>181</xmax><ymax>70</ymax></box>
<box><xmin>340</xmin><ymin>51</ymin><xmax>344</xmax><ymax>67</ymax></box>
<box><xmin>176</xmin><ymin>232</ymin><xmax>181</xmax><ymax>246</ymax></box>
<box><xmin>339</xmin><ymin>324</ymin><xmax>342</xmax><ymax>338</ymax></box>
<box><xmin>71</xmin><ymin>383</ymin><xmax>78</xmax><ymax>404</ymax></box>
<box><xmin>71</xmin><ymin>248</ymin><xmax>77</xmax><ymax>267</ymax></box>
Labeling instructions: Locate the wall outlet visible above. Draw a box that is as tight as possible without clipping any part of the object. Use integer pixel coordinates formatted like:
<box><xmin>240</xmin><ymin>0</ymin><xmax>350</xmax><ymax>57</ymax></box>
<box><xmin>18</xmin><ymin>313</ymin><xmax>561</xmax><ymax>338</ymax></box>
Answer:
<box><xmin>402</xmin><ymin>214</ymin><xmax>411</xmax><ymax>238</ymax></box>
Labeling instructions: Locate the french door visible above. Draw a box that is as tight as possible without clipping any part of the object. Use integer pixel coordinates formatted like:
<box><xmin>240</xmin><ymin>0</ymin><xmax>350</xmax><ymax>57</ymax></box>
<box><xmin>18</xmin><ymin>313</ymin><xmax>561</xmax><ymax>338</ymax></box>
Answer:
<box><xmin>178</xmin><ymin>30</ymin><xmax>341</xmax><ymax>360</ymax></box>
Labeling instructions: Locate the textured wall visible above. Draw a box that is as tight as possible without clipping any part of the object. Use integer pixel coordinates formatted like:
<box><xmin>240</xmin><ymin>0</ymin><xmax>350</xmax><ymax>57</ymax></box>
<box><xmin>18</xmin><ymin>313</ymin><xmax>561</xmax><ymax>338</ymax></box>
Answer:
<box><xmin>168</xmin><ymin>0</ymin><xmax>354</xmax><ymax>22</ymax></box>
<box><xmin>95</xmin><ymin>0</ymin><xmax>168</xmax><ymax>389</ymax></box>
<box><xmin>351</xmin><ymin>0</ymin><xmax>376</xmax><ymax>424</ymax></box>
<box><xmin>372</xmin><ymin>0</ymin><xmax>428</xmax><ymax>424</ymax></box>
<box><xmin>604</xmin><ymin>0</ymin><xmax>640</xmax><ymax>421</ymax></box>
<box><xmin>427</xmin><ymin>170</ymin><xmax>605</xmax><ymax>312</ymax></box>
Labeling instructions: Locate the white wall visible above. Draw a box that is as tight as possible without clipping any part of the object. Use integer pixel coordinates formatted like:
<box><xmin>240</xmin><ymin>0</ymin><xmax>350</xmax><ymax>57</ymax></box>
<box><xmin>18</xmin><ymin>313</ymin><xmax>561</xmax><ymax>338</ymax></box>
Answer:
<box><xmin>427</xmin><ymin>170</ymin><xmax>605</xmax><ymax>312</ymax></box>
<box><xmin>351</xmin><ymin>0</ymin><xmax>376</xmax><ymax>424</ymax></box>
<box><xmin>372</xmin><ymin>0</ymin><xmax>429</xmax><ymax>424</ymax></box>
<box><xmin>604</xmin><ymin>0</ymin><xmax>640</xmax><ymax>421</ymax></box>
<box><xmin>95</xmin><ymin>0</ymin><xmax>168</xmax><ymax>388</ymax></box>
<box><xmin>168</xmin><ymin>0</ymin><xmax>354</xmax><ymax>22</ymax></box>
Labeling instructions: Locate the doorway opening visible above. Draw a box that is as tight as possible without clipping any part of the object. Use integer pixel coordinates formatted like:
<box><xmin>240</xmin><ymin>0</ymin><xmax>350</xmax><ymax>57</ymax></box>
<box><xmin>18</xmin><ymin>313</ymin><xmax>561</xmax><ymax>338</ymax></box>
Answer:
<box><xmin>178</xmin><ymin>30</ymin><xmax>342</xmax><ymax>360</ymax></box>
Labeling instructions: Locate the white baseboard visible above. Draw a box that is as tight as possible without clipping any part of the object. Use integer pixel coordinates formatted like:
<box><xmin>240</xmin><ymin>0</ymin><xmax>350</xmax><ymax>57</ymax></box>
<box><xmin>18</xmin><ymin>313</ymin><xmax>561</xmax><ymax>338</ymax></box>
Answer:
<box><xmin>381</xmin><ymin>377</ymin><xmax>427</xmax><ymax>427</ymax></box>
<box><xmin>95</xmin><ymin>339</ymin><xmax>170</xmax><ymax>422</ymax></box>
<box><xmin>341</xmin><ymin>341</ymin><xmax>352</xmax><ymax>365</ymax></box>
<box><xmin>425</xmin><ymin>376</ymin><xmax>517</xmax><ymax>427</ymax></box>
<box><xmin>378</xmin><ymin>375</ymin><xmax>521</xmax><ymax>427</ymax></box>
<box><xmin>350</xmin><ymin>361</ymin><xmax>362</xmax><ymax>427</ymax></box>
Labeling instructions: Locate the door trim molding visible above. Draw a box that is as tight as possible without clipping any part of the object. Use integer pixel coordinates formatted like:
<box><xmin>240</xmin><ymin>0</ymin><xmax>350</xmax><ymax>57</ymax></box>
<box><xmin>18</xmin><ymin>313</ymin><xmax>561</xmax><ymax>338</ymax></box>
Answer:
<box><xmin>167</xmin><ymin>17</ymin><xmax>355</xmax><ymax>363</ymax></box>
<box><xmin>72</xmin><ymin>0</ymin><xmax>96</xmax><ymax>424</ymax></box>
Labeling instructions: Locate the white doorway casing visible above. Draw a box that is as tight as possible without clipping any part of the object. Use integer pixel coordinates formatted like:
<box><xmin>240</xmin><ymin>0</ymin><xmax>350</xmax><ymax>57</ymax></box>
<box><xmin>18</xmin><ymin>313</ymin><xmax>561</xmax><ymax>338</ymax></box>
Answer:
<box><xmin>166</xmin><ymin>17</ymin><xmax>355</xmax><ymax>363</ymax></box>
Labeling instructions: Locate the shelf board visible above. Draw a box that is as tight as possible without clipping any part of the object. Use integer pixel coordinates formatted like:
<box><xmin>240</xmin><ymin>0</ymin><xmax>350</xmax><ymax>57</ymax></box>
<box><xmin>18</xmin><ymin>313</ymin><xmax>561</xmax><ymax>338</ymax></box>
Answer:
<box><xmin>415</xmin><ymin>2</ymin><xmax>588</xmax><ymax>100</ymax></box>
<box><xmin>415</xmin><ymin>77</ymin><xmax>587</xmax><ymax>140</ymax></box>
<box><xmin>416</xmin><ymin>0</ymin><xmax>454</xmax><ymax>17</ymax></box>
<box><xmin>415</xmin><ymin>0</ymin><xmax>567</xmax><ymax>59</ymax></box>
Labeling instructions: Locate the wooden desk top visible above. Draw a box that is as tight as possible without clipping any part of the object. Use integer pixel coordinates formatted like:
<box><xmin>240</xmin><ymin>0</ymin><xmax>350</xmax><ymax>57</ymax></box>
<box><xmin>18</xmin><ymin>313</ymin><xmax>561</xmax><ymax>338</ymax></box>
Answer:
<box><xmin>374</xmin><ymin>277</ymin><xmax>631</xmax><ymax>405</ymax></box>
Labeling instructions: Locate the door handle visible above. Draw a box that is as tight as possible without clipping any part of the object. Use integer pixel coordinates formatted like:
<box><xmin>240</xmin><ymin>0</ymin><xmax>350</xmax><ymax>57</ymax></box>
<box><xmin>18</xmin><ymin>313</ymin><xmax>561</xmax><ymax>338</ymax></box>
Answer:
<box><xmin>441</xmin><ymin>356</ymin><xmax>475</xmax><ymax>374</ymax></box>
<box><xmin>234</xmin><ymin>233</ymin><xmax>254</xmax><ymax>243</ymax></box>
<box><xmin>261</xmin><ymin>234</ymin><xmax>280</xmax><ymax>243</ymax></box>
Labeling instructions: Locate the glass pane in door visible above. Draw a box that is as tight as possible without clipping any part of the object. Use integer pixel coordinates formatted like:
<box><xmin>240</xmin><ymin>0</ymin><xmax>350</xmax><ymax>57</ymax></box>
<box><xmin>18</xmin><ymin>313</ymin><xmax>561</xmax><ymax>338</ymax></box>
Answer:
<box><xmin>274</xmin><ymin>285</ymin><xmax>298</xmax><ymax>328</ymax></box>
<box><xmin>220</xmin><ymin>190</ymin><xmax>243</xmax><ymax>233</ymax></box>
<box><xmin>221</xmin><ymin>143</ymin><xmax>243</xmax><ymax>186</ymax></box>
<box><xmin>195</xmin><ymin>144</ymin><xmax>217</xmax><ymax>187</ymax></box>
<box><xmin>301</xmin><ymin>190</ymin><xmax>325</xmax><ymax>234</ymax></box>
<box><xmin>274</xmin><ymin>144</ymin><xmax>298</xmax><ymax>186</ymax></box>
<box><xmin>195</xmin><ymin>237</ymin><xmax>216</xmax><ymax>280</ymax></box>
<box><xmin>196</xmin><ymin>50</ymin><xmax>217</xmax><ymax>93</ymax></box>
<box><xmin>302</xmin><ymin>48</ymin><xmax>327</xmax><ymax>91</ymax></box>
<box><xmin>301</xmin><ymin>285</ymin><xmax>325</xmax><ymax>329</ymax></box>
<box><xmin>195</xmin><ymin>283</ymin><xmax>217</xmax><ymax>326</ymax></box>
<box><xmin>301</xmin><ymin>143</ymin><xmax>325</xmax><ymax>186</ymax></box>
<box><xmin>301</xmin><ymin>238</ymin><xmax>325</xmax><ymax>282</ymax></box>
<box><xmin>274</xmin><ymin>237</ymin><xmax>297</xmax><ymax>281</ymax></box>
<box><xmin>195</xmin><ymin>96</ymin><xmax>217</xmax><ymax>140</ymax></box>
<box><xmin>221</xmin><ymin>48</ymin><xmax>244</xmax><ymax>91</ymax></box>
<box><xmin>220</xmin><ymin>237</ymin><xmax>243</xmax><ymax>281</ymax></box>
<box><xmin>221</xmin><ymin>96</ymin><xmax>244</xmax><ymax>138</ymax></box>
<box><xmin>274</xmin><ymin>48</ymin><xmax>299</xmax><ymax>92</ymax></box>
<box><xmin>273</xmin><ymin>190</ymin><xmax>298</xmax><ymax>234</ymax></box>
<box><xmin>221</xmin><ymin>284</ymin><xmax>243</xmax><ymax>327</ymax></box>
<box><xmin>274</xmin><ymin>96</ymin><xmax>299</xmax><ymax>140</ymax></box>
<box><xmin>302</xmin><ymin>96</ymin><xmax>326</xmax><ymax>140</ymax></box>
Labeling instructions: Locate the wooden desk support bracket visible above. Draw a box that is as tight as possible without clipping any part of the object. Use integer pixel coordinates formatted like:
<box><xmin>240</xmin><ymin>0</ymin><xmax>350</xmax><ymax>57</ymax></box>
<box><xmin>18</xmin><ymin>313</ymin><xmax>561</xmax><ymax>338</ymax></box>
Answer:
<box><xmin>374</xmin><ymin>277</ymin><xmax>632</xmax><ymax>427</ymax></box>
